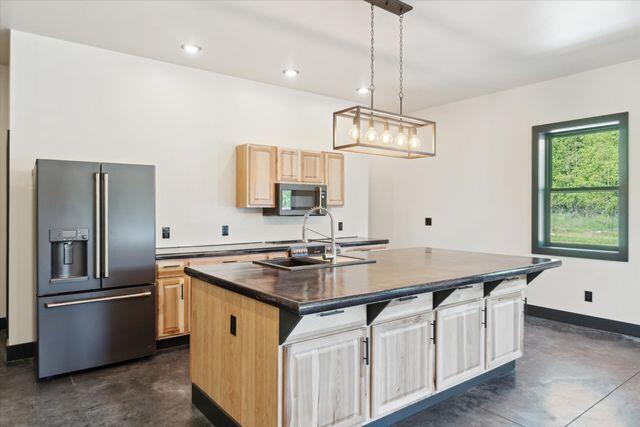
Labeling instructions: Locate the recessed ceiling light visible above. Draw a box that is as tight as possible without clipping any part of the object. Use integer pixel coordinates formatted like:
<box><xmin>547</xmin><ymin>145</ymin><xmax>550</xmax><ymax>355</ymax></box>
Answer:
<box><xmin>282</xmin><ymin>69</ymin><xmax>300</xmax><ymax>78</ymax></box>
<box><xmin>181</xmin><ymin>44</ymin><xmax>202</xmax><ymax>54</ymax></box>
<box><xmin>356</xmin><ymin>87</ymin><xmax>369</xmax><ymax>95</ymax></box>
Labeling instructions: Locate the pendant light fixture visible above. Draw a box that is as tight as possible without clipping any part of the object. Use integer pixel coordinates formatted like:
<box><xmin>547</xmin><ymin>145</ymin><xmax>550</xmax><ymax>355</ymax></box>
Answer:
<box><xmin>333</xmin><ymin>0</ymin><xmax>436</xmax><ymax>159</ymax></box>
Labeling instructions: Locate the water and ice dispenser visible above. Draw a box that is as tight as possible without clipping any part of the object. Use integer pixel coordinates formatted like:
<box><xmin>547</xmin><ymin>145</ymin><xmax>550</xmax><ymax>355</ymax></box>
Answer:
<box><xmin>49</xmin><ymin>228</ymin><xmax>89</xmax><ymax>282</ymax></box>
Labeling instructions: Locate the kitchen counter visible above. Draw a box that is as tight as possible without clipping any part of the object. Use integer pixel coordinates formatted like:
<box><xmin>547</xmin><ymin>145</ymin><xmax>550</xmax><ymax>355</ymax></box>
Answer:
<box><xmin>155</xmin><ymin>236</ymin><xmax>388</xmax><ymax>260</ymax></box>
<box><xmin>185</xmin><ymin>247</ymin><xmax>560</xmax><ymax>315</ymax></box>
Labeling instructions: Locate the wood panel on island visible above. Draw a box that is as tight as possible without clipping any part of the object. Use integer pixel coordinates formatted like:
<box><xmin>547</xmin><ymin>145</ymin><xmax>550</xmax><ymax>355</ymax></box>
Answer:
<box><xmin>237</xmin><ymin>143</ymin><xmax>345</xmax><ymax>208</ymax></box>
<box><xmin>188</xmin><ymin>272</ymin><xmax>532</xmax><ymax>426</ymax></box>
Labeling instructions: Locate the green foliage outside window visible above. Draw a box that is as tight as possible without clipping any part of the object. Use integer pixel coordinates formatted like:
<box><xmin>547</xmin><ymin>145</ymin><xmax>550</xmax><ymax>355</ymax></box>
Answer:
<box><xmin>549</xmin><ymin>129</ymin><xmax>619</xmax><ymax>246</ymax></box>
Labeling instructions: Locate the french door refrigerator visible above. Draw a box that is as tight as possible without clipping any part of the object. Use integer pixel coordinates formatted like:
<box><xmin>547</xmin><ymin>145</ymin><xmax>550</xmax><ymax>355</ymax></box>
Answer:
<box><xmin>35</xmin><ymin>159</ymin><xmax>156</xmax><ymax>379</ymax></box>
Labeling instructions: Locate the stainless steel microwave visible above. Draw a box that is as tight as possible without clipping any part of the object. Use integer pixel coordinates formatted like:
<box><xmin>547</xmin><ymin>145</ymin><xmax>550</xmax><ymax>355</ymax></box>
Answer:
<box><xmin>263</xmin><ymin>183</ymin><xmax>327</xmax><ymax>216</ymax></box>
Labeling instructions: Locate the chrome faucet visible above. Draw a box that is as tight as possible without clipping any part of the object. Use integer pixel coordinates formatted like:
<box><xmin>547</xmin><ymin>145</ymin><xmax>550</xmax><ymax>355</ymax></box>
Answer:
<box><xmin>302</xmin><ymin>206</ymin><xmax>338</xmax><ymax>265</ymax></box>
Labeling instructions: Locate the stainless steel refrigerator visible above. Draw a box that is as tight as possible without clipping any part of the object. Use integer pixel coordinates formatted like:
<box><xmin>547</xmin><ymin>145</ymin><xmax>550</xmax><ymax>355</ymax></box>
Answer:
<box><xmin>35</xmin><ymin>159</ymin><xmax>156</xmax><ymax>379</ymax></box>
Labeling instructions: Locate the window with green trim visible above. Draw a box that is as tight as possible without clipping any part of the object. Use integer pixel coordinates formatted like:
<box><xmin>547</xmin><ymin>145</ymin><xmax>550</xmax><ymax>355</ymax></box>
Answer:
<box><xmin>532</xmin><ymin>113</ymin><xmax>628</xmax><ymax>261</ymax></box>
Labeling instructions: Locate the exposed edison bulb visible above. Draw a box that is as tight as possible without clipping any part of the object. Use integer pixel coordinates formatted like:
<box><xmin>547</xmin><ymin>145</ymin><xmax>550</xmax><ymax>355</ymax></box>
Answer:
<box><xmin>348</xmin><ymin>117</ymin><xmax>360</xmax><ymax>140</ymax></box>
<box><xmin>365</xmin><ymin>119</ymin><xmax>379</xmax><ymax>142</ymax></box>
<box><xmin>395</xmin><ymin>127</ymin><xmax>408</xmax><ymax>146</ymax></box>
<box><xmin>380</xmin><ymin>121</ymin><xmax>393</xmax><ymax>144</ymax></box>
<box><xmin>348</xmin><ymin>124</ymin><xmax>360</xmax><ymax>140</ymax></box>
<box><xmin>409</xmin><ymin>128</ymin><xmax>421</xmax><ymax>148</ymax></box>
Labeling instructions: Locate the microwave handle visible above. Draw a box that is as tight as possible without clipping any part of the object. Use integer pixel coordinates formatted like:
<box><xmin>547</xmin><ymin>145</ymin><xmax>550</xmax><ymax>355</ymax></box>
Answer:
<box><xmin>316</xmin><ymin>186</ymin><xmax>326</xmax><ymax>208</ymax></box>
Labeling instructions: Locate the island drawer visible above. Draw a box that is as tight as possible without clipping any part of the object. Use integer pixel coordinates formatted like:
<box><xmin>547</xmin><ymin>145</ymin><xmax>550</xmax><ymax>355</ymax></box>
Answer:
<box><xmin>373</xmin><ymin>293</ymin><xmax>433</xmax><ymax>324</ymax></box>
<box><xmin>156</xmin><ymin>260</ymin><xmax>186</xmax><ymax>278</ymax></box>
<box><xmin>487</xmin><ymin>275</ymin><xmax>526</xmax><ymax>297</ymax></box>
<box><xmin>284</xmin><ymin>305</ymin><xmax>366</xmax><ymax>343</ymax></box>
<box><xmin>438</xmin><ymin>283</ymin><xmax>483</xmax><ymax>307</ymax></box>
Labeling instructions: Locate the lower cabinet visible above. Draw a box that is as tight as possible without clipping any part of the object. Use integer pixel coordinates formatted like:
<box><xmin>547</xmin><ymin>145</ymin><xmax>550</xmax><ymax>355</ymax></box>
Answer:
<box><xmin>157</xmin><ymin>276</ymin><xmax>190</xmax><ymax>338</ymax></box>
<box><xmin>370</xmin><ymin>312</ymin><xmax>435</xmax><ymax>418</ymax></box>
<box><xmin>486</xmin><ymin>291</ymin><xmax>525</xmax><ymax>370</ymax></box>
<box><xmin>435</xmin><ymin>299</ymin><xmax>485</xmax><ymax>390</ymax></box>
<box><xmin>283</xmin><ymin>327</ymin><xmax>368</xmax><ymax>427</ymax></box>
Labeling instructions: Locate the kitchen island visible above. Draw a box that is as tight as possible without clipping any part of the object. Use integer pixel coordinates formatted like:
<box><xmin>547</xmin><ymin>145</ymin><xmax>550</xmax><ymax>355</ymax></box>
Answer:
<box><xmin>185</xmin><ymin>247</ymin><xmax>561</xmax><ymax>427</ymax></box>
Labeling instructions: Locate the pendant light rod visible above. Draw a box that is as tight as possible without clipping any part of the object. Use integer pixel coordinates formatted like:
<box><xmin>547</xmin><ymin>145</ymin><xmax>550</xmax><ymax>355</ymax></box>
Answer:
<box><xmin>363</xmin><ymin>0</ymin><xmax>413</xmax><ymax>16</ymax></box>
<box><xmin>369</xmin><ymin>3</ymin><xmax>375</xmax><ymax>110</ymax></box>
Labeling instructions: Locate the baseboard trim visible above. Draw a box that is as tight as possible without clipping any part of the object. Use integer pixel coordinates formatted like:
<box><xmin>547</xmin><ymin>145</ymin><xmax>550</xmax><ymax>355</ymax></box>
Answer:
<box><xmin>366</xmin><ymin>361</ymin><xmax>515</xmax><ymax>426</ymax></box>
<box><xmin>192</xmin><ymin>383</ymin><xmax>240</xmax><ymax>427</ymax></box>
<box><xmin>6</xmin><ymin>341</ymin><xmax>34</xmax><ymax>362</ymax></box>
<box><xmin>527</xmin><ymin>305</ymin><xmax>640</xmax><ymax>338</ymax></box>
<box><xmin>0</xmin><ymin>317</ymin><xmax>6</xmax><ymax>330</ymax></box>
<box><xmin>156</xmin><ymin>334</ymin><xmax>190</xmax><ymax>350</ymax></box>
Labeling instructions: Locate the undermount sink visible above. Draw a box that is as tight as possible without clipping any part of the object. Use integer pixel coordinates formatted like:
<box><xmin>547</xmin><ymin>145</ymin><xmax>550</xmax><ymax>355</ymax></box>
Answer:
<box><xmin>253</xmin><ymin>255</ymin><xmax>376</xmax><ymax>271</ymax></box>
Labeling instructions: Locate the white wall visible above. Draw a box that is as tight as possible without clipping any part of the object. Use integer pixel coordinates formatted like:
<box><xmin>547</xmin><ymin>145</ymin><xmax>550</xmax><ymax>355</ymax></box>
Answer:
<box><xmin>8</xmin><ymin>31</ymin><xmax>369</xmax><ymax>346</ymax></box>
<box><xmin>370</xmin><ymin>59</ymin><xmax>640</xmax><ymax>326</ymax></box>
<box><xmin>0</xmin><ymin>64</ymin><xmax>7</xmax><ymax>321</ymax></box>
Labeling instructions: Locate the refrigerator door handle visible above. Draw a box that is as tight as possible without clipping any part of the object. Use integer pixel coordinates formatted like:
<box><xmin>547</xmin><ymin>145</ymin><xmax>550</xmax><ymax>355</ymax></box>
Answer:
<box><xmin>94</xmin><ymin>172</ymin><xmax>101</xmax><ymax>279</ymax></box>
<box><xmin>102</xmin><ymin>172</ymin><xmax>109</xmax><ymax>278</ymax></box>
<box><xmin>44</xmin><ymin>291</ymin><xmax>152</xmax><ymax>308</ymax></box>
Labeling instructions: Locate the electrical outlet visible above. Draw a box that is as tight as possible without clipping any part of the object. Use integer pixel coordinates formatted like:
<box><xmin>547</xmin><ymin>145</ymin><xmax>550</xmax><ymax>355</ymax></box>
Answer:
<box><xmin>585</xmin><ymin>291</ymin><xmax>593</xmax><ymax>302</ymax></box>
<box><xmin>161</xmin><ymin>227</ymin><xmax>170</xmax><ymax>239</ymax></box>
<box><xmin>338</xmin><ymin>221</ymin><xmax>343</xmax><ymax>231</ymax></box>
<box><xmin>425</xmin><ymin>217</ymin><xmax>432</xmax><ymax>226</ymax></box>
<box><xmin>222</xmin><ymin>225</ymin><xmax>229</xmax><ymax>236</ymax></box>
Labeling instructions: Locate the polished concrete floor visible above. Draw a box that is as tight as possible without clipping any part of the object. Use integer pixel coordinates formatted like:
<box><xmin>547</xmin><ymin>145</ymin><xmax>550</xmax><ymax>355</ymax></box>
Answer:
<box><xmin>1</xmin><ymin>316</ymin><xmax>640</xmax><ymax>426</ymax></box>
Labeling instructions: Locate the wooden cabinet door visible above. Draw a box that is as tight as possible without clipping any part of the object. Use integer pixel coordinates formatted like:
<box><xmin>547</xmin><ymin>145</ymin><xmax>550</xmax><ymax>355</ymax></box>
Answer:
<box><xmin>324</xmin><ymin>152</ymin><xmax>344</xmax><ymax>206</ymax></box>
<box><xmin>157</xmin><ymin>276</ymin><xmax>186</xmax><ymax>338</ymax></box>
<box><xmin>284</xmin><ymin>328</ymin><xmax>367</xmax><ymax>427</ymax></box>
<box><xmin>435</xmin><ymin>300</ymin><xmax>485</xmax><ymax>390</ymax></box>
<box><xmin>248</xmin><ymin>145</ymin><xmax>277</xmax><ymax>206</ymax></box>
<box><xmin>371</xmin><ymin>312</ymin><xmax>434</xmax><ymax>418</ymax></box>
<box><xmin>486</xmin><ymin>291</ymin><xmax>524</xmax><ymax>370</ymax></box>
<box><xmin>300</xmin><ymin>151</ymin><xmax>325</xmax><ymax>183</ymax></box>
<box><xmin>277</xmin><ymin>148</ymin><xmax>300</xmax><ymax>182</ymax></box>
<box><xmin>183</xmin><ymin>276</ymin><xmax>191</xmax><ymax>334</ymax></box>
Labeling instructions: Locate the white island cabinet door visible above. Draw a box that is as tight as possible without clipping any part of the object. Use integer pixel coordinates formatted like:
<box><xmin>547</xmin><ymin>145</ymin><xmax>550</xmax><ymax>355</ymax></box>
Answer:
<box><xmin>435</xmin><ymin>300</ymin><xmax>485</xmax><ymax>390</ymax></box>
<box><xmin>486</xmin><ymin>291</ymin><xmax>525</xmax><ymax>370</ymax></box>
<box><xmin>371</xmin><ymin>312</ymin><xmax>435</xmax><ymax>418</ymax></box>
<box><xmin>283</xmin><ymin>327</ymin><xmax>367</xmax><ymax>427</ymax></box>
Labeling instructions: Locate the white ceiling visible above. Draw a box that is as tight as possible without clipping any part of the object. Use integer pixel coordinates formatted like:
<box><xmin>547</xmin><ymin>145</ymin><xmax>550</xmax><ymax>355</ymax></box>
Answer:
<box><xmin>2</xmin><ymin>0</ymin><xmax>640</xmax><ymax>111</ymax></box>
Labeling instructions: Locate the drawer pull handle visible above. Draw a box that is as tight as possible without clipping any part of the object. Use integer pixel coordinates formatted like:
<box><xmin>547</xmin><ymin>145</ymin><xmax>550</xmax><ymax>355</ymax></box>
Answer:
<box><xmin>458</xmin><ymin>285</ymin><xmax>473</xmax><ymax>290</ymax></box>
<box><xmin>319</xmin><ymin>309</ymin><xmax>345</xmax><ymax>317</ymax></box>
<box><xmin>45</xmin><ymin>291</ymin><xmax>152</xmax><ymax>308</ymax></box>
<box><xmin>222</xmin><ymin>260</ymin><xmax>238</xmax><ymax>263</ymax></box>
<box><xmin>162</xmin><ymin>264</ymin><xmax>181</xmax><ymax>269</ymax></box>
<box><xmin>398</xmin><ymin>295</ymin><xmax>418</xmax><ymax>302</ymax></box>
<box><xmin>363</xmin><ymin>337</ymin><xmax>370</xmax><ymax>365</ymax></box>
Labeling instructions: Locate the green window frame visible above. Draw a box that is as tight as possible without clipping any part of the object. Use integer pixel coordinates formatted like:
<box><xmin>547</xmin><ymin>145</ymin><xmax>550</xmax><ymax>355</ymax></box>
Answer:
<box><xmin>532</xmin><ymin>112</ymin><xmax>628</xmax><ymax>261</ymax></box>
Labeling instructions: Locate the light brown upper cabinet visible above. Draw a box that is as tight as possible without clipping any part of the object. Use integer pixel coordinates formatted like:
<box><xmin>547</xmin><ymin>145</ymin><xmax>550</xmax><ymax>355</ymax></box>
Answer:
<box><xmin>323</xmin><ymin>152</ymin><xmax>344</xmax><ymax>206</ymax></box>
<box><xmin>236</xmin><ymin>144</ymin><xmax>277</xmax><ymax>208</ymax></box>
<box><xmin>300</xmin><ymin>150</ymin><xmax>325</xmax><ymax>184</ymax></box>
<box><xmin>276</xmin><ymin>147</ymin><xmax>300</xmax><ymax>182</ymax></box>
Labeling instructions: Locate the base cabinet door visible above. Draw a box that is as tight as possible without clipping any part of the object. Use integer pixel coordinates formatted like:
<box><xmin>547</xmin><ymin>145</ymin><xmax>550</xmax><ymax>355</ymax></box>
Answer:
<box><xmin>486</xmin><ymin>291</ymin><xmax>524</xmax><ymax>370</ymax></box>
<box><xmin>284</xmin><ymin>328</ymin><xmax>367</xmax><ymax>427</ymax></box>
<box><xmin>435</xmin><ymin>300</ymin><xmax>485</xmax><ymax>390</ymax></box>
<box><xmin>157</xmin><ymin>276</ymin><xmax>186</xmax><ymax>338</ymax></box>
<box><xmin>371</xmin><ymin>312</ymin><xmax>435</xmax><ymax>418</ymax></box>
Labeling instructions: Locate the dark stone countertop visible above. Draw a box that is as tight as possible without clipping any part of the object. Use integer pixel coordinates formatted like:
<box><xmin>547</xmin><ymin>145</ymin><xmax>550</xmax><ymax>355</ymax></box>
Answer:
<box><xmin>155</xmin><ymin>237</ymin><xmax>389</xmax><ymax>260</ymax></box>
<box><xmin>185</xmin><ymin>247</ymin><xmax>561</xmax><ymax>315</ymax></box>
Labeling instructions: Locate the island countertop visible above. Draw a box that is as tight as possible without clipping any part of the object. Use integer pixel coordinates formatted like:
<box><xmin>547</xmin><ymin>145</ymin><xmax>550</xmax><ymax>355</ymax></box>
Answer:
<box><xmin>185</xmin><ymin>247</ymin><xmax>561</xmax><ymax>315</ymax></box>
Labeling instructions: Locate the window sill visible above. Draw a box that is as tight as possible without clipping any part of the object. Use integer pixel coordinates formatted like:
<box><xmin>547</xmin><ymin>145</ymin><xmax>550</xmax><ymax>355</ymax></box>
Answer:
<box><xmin>532</xmin><ymin>245</ymin><xmax>627</xmax><ymax>262</ymax></box>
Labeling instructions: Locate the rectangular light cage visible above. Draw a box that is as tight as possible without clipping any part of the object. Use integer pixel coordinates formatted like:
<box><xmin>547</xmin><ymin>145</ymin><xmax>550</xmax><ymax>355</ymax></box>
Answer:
<box><xmin>333</xmin><ymin>105</ymin><xmax>436</xmax><ymax>159</ymax></box>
